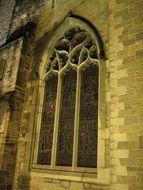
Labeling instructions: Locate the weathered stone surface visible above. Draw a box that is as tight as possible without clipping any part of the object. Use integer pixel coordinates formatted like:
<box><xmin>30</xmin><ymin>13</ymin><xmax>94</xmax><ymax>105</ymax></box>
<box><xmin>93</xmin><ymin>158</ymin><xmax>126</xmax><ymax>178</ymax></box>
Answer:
<box><xmin>0</xmin><ymin>0</ymin><xmax>15</xmax><ymax>46</ymax></box>
<box><xmin>69</xmin><ymin>182</ymin><xmax>83</xmax><ymax>190</ymax></box>
<box><xmin>0</xmin><ymin>0</ymin><xmax>143</xmax><ymax>190</ymax></box>
<box><xmin>0</xmin><ymin>38</ymin><xmax>23</xmax><ymax>95</ymax></box>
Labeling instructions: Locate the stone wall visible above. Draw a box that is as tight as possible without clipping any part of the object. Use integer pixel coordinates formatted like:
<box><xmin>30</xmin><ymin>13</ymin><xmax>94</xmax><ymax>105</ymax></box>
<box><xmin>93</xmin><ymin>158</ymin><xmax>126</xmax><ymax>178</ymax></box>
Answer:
<box><xmin>9</xmin><ymin>0</ymin><xmax>45</xmax><ymax>35</ymax></box>
<box><xmin>0</xmin><ymin>0</ymin><xmax>143</xmax><ymax>190</ymax></box>
<box><xmin>0</xmin><ymin>38</ymin><xmax>24</xmax><ymax>190</ymax></box>
<box><xmin>108</xmin><ymin>0</ymin><xmax>143</xmax><ymax>190</ymax></box>
<box><xmin>0</xmin><ymin>38</ymin><xmax>23</xmax><ymax>95</ymax></box>
<box><xmin>13</xmin><ymin>0</ymin><xmax>109</xmax><ymax>190</ymax></box>
<box><xmin>0</xmin><ymin>0</ymin><xmax>15</xmax><ymax>46</ymax></box>
<box><xmin>0</xmin><ymin>1</ymin><xmax>37</xmax><ymax>187</ymax></box>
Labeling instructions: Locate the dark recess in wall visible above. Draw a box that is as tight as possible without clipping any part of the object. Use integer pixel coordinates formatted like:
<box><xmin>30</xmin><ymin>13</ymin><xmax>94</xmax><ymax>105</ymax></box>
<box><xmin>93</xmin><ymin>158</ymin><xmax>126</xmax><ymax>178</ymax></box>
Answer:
<box><xmin>0</xmin><ymin>22</ymin><xmax>37</xmax><ymax>48</ymax></box>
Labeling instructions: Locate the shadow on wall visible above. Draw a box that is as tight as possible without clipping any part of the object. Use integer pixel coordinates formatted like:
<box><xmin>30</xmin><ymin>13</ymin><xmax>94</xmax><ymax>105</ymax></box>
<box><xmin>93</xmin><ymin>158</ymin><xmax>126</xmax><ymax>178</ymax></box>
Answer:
<box><xmin>17</xmin><ymin>175</ymin><xmax>31</xmax><ymax>190</ymax></box>
<box><xmin>0</xmin><ymin>92</ymin><xmax>26</xmax><ymax>190</ymax></box>
<box><xmin>0</xmin><ymin>19</ymin><xmax>37</xmax><ymax>189</ymax></box>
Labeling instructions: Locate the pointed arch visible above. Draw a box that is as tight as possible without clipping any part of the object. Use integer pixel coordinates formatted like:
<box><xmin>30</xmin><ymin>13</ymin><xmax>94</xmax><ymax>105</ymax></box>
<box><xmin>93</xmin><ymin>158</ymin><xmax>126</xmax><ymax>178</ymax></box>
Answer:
<box><xmin>39</xmin><ymin>16</ymin><xmax>105</xmax><ymax>79</ymax></box>
<box><xmin>33</xmin><ymin>15</ymin><xmax>108</xmax><ymax>178</ymax></box>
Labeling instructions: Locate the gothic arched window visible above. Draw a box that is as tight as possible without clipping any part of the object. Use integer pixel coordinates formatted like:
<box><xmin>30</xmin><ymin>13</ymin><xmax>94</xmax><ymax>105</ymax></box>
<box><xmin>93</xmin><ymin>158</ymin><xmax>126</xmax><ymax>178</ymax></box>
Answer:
<box><xmin>35</xmin><ymin>18</ymin><xmax>105</xmax><ymax>170</ymax></box>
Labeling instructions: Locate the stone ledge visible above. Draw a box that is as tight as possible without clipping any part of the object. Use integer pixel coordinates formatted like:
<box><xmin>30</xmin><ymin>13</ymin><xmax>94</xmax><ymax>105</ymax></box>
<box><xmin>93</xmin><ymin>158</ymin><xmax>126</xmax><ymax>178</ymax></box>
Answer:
<box><xmin>31</xmin><ymin>168</ymin><xmax>110</xmax><ymax>185</ymax></box>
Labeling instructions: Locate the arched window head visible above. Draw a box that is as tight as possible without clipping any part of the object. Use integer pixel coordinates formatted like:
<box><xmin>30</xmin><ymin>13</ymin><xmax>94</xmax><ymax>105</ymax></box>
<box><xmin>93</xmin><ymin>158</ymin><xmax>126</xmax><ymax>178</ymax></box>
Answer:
<box><xmin>39</xmin><ymin>17</ymin><xmax>104</xmax><ymax>78</ymax></box>
<box><xmin>37</xmin><ymin>17</ymin><xmax>104</xmax><ymax>169</ymax></box>
<box><xmin>46</xmin><ymin>26</ymin><xmax>98</xmax><ymax>72</ymax></box>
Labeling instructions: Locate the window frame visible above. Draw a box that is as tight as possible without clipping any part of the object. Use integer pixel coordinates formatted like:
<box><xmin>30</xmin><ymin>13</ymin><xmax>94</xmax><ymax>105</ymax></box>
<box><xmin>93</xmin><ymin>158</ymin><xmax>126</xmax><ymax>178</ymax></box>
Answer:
<box><xmin>36</xmin><ymin>60</ymin><xmax>99</xmax><ymax>170</ymax></box>
<box><xmin>31</xmin><ymin>17</ymin><xmax>110</xmax><ymax>184</ymax></box>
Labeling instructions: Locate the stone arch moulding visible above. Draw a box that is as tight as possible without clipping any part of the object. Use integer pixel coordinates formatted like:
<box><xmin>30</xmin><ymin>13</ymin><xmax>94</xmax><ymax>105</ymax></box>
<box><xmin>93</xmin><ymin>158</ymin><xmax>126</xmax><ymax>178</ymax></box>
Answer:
<box><xmin>31</xmin><ymin>15</ymin><xmax>110</xmax><ymax>185</ymax></box>
<box><xmin>38</xmin><ymin>15</ymin><xmax>105</xmax><ymax>79</ymax></box>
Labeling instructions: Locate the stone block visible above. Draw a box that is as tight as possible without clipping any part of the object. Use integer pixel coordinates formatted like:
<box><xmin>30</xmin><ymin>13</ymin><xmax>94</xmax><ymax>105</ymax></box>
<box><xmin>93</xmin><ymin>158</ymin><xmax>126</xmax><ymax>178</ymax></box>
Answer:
<box><xmin>117</xmin><ymin>175</ymin><xmax>136</xmax><ymax>184</ymax></box>
<box><xmin>110</xmin><ymin>69</ymin><xmax>128</xmax><ymax>79</ymax></box>
<box><xmin>118</xmin><ymin>141</ymin><xmax>138</xmax><ymax>150</ymax></box>
<box><xmin>136</xmin><ymin>49</ymin><xmax>143</xmax><ymax>60</ymax></box>
<box><xmin>139</xmin><ymin>136</ymin><xmax>143</xmax><ymax>149</ymax></box>
<box><xmin>112</xmin><ymin>166</ymin><xmax>128</xmax><ymax>176</ymax></box>
<box><xmin>111</xmin><ymin>133</ymin><xmax>127</xmax><ymax>141</ymax></box>
<box><xmin>129</xmin><ymin>185</ymin><xmax>143</xmax><ymax>190</ymax></box>
<box><xmin>110</xmin><ymin>118</ymin><xmax>125</xmax><ymax>126</ymax></box>
<box><xmin>69</xmin><ymin>182</ymin><xmax>83</xmax><ymax>190</ymax></box>
<box><xmin>83</xmin><ymin>183</ymin><xmax>90</xmax><ymax>189</ymax></box>
<box><xmin>110</xmin><ymin>150</ymin><xmax>129</xmax><ymax>158</ymax></box>
<box><xmin>129</xmin><ymin>150</ymin><xmax>143</xmax><ymax>159</ymax></box>
<box><xmin>60</xmin><ymin>180</ymin><xmax>70</xmax><ymax>188</ymax></box>
<box><xmin>137</xmin><ymin>172</ymin><xmax>143</xmax><ymax>186</ymax></box>
<box><xmin>110</xmin><ymin>158</ymin><xmax>121</xmax><ymax>167</ymax></box>
<box><xmin>110</xmin><ymin>184</ymin><xmax>128</xmax><ymax>190</ymax></box>
<box><xmin>110</xmin><ymin>174</ymin><xmax>117</xmax><ymax>183</ymax></box>
<box><xmin>44</xmin><ymin>178</ymin><xmax>52</xmax><ymax>183</ymax></box>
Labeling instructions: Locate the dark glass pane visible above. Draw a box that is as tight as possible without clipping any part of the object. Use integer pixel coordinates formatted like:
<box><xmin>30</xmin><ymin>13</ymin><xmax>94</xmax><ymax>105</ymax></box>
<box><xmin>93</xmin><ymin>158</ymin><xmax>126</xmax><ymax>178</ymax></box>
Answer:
<box><xmin>37</xmin><ymin>74</ymin><xmax>58</xmax><ymax>165</ymax></box>
<box><xmin>56</xmin><ymin>69</ymin><xmax>77</xmax><ymax>166</ymax></box>
<box><xmin>78</xmin><ymin>64</ymin><xmax>98</xmax><ymax>168</ymax></box>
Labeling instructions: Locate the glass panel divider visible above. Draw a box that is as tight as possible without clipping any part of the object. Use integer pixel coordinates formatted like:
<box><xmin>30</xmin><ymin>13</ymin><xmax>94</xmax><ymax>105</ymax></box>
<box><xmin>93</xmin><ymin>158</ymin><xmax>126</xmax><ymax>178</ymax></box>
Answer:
<box><xmin>51</xmin><ymin>74</ymin><xmax>62</xmax><ymax>168</ymax></box>
<box><xmin>72</xmin><ymin>69</ymin><xmax>81</xmax><ymax>169</ymax></box>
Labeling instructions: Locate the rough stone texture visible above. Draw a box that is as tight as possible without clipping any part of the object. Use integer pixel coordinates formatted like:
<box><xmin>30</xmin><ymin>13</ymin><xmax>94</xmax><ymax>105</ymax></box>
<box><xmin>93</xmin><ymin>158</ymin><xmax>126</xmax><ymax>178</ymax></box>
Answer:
<box><xmin>9</xmin><ymin>0</ymin><xmax>47</xmax><ymax>36</ymax></box>
<box><xmin>0</xmin><ymin>38</ymin><xmax>23</xmax><ymax>95</ymax></box>
<box><xmin>0</xmin><ymin>2</ymin><xmax>36</xmax><ymax>188</ymax></box>
<box><xmin>14</xmin><ymin>1</ymin><xmax>109</xmax><ymax>190</ymax></box>
<box><xmin>30</xmin><ymin>177</ymin><xmax>110</xmax><ymax>190</ymax></box>
<box><xmin>109</xmin><ymin>0</ymin><xmax>143</xmax><ymax>190</ymax></box>
<box><xmin>0</xmin><ymin>91</ymin><xmax>25</xmax><ymax>190</ymax></box>
<box><xmin>0</xmin><ymin>0</ymin><xmax>15</xmax><ymax>46</ymax></box>
<box><xmin>0</xmin><ymin>0</ymin><xmax>143</xmax><ymax>190</ymax></box>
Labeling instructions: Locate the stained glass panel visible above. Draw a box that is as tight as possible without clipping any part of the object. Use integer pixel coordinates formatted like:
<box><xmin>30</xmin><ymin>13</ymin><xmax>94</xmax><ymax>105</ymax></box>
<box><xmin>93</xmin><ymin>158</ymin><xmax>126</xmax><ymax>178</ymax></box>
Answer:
<box><xmin>56</xmin><ymin>69</ymin><xmax>77</xmax><ymax>166</ymax></box>
<box><xmin>37</xmin><ymin>74</ymin><xmax>58</xmax><ymax>165</ymax></box>
<box><xmin>77</xmin><ymin>64</ymin><xmax>98</xmax><ymax>168</ymax></box>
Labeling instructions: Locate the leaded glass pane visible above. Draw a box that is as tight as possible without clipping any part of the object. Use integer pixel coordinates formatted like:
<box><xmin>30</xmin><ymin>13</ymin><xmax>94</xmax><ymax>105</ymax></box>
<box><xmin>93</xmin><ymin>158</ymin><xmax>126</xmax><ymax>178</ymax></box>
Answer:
<box><xmin>77</xmin><ymin>64</ymin><xmax>98</xmax><ymax>168</ymax></box>
<box><xmin>56</xmin><ymin>69</ymin><xmax>77</xmax><ymax>166</ymax></box>
<box><xmin>37</xmin><ymin>74</ymin><xmax>58</xmax><ymax>165</ymax></box>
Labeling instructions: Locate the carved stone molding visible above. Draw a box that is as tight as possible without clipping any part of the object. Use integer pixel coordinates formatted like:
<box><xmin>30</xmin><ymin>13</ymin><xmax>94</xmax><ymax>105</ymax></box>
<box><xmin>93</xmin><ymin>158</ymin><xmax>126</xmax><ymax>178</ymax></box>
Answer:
<box><xmin>39</xmin><ymin>17</ymin><xmax>105</xmax><ymax>78</ymax></box>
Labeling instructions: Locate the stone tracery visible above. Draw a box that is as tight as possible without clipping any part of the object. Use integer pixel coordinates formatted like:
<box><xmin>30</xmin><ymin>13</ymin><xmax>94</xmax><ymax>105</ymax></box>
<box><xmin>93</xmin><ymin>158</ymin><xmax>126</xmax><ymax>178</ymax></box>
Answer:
<box><xmin>38</xmin><ymin>25</ymin><xmax>99</xmax><ymax>167</ymax></box>
<box><xmin>46</xmin><ymin>26</ymin><xmax>98</xmax><ymax>74</ymax></box>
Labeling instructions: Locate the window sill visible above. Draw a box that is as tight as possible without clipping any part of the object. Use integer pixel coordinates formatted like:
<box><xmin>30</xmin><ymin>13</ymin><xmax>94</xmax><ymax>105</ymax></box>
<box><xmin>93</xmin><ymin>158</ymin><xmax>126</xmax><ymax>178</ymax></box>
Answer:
<box><xmin>31</xmin><ymin>164</ymin><xmax>110</xmax><ymax>185</ymax></box>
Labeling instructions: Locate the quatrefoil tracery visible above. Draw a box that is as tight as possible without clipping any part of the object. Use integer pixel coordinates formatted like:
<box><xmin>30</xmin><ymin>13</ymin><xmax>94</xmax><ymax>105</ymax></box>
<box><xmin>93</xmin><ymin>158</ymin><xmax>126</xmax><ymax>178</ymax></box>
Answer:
<box><xmin>46</xmin><ymin>26</ymin><xmax>98</xmax><ymax>74</ymax></box>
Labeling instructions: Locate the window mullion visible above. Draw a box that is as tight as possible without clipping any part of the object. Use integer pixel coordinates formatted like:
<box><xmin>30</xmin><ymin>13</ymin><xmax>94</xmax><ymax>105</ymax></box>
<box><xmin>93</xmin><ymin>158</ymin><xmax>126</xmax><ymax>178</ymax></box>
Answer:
<box><xmin>72</xmin><ymin>68</ymin><xmax>81</xmax><ymax>169</ymax></box>
<box><xmin>33</xmin><ymin>80</ymin><xmax>45</xmax><ymax>164</ymax></box>
<box><xmin>51</xmin><ymin>74</ymin><xmax>62</xmax><ymax>168</ymax></box>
